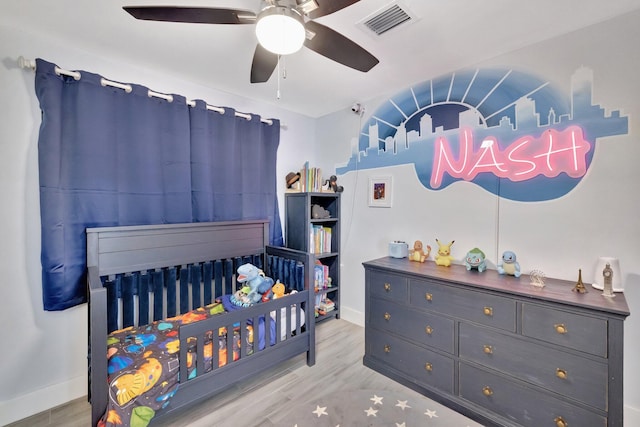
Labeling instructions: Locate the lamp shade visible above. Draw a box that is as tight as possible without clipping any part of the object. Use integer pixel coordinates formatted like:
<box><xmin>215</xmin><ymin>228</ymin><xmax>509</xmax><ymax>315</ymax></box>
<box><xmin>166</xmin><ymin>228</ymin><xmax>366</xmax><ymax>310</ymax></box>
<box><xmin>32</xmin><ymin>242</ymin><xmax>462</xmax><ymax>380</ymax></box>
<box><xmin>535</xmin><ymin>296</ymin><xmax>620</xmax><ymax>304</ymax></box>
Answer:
<box><xmin>591</xmin><ymin>256</ymin><xmax>623</xmax><ymax>292</ymax></box>
<box><xmin>255</xmin><ymin>6</ymin><xmax>305</xmax><ymax>55</ymax></box>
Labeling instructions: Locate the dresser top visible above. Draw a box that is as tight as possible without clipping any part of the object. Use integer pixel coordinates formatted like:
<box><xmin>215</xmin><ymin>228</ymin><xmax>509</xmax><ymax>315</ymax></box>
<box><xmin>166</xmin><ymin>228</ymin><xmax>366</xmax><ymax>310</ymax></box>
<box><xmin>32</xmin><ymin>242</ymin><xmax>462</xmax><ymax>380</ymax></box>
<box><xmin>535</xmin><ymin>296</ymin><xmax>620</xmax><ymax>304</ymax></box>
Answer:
<box><xmin>363</xmin><ymin>257</ymin><xmax>630</xmax><ymax>317</ymax></box>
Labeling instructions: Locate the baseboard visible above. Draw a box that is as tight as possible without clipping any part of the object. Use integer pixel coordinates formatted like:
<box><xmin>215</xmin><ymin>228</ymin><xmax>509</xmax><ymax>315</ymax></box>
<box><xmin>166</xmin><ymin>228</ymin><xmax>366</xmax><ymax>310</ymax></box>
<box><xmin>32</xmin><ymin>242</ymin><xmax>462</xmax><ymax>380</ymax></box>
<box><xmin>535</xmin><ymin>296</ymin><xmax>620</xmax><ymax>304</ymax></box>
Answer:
<box><xmin>339</xmin><ymin>306</ymin><xmax>364</xmax><ymax>327</ymax></box>
<box><xmin>626</xmin><ymin>404</ymin><xmax>640</xmax><ymax>426</ymax></box>
<box><xmin>0</xmin><ymin>375</ymin><xmax>86</xmax><ymax>425</ymax></box>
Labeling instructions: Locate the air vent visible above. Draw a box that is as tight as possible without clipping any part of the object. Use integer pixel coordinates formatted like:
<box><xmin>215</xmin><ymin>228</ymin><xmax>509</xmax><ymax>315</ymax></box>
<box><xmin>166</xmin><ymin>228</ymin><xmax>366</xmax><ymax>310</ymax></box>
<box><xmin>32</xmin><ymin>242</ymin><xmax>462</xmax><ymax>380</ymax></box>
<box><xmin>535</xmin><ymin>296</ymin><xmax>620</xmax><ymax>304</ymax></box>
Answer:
<box><xmin>361</xmin><ymin>2</ymin><xmax>413</xmax><ymax>36</ymax></box>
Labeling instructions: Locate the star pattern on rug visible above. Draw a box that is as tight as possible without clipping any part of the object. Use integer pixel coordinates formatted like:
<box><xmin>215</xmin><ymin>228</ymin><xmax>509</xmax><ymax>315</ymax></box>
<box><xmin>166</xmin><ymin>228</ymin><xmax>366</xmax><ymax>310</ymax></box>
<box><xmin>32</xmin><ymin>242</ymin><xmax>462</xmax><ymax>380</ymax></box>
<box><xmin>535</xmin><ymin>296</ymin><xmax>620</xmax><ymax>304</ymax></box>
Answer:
<box><xmin>370</xmin><ymin>394</ymin><xmax>384</xmax><ymax>405</ymax></box>
<box><xmin>312</xmin><ymin>405</ymin><xmax>328</xmax><ymax>417</ymax></box>
<box><xmin>292</xmin><ymin>390</ymin><xmax>478</xmax><ymax>426</ymax></box>
<box><xmin>425</xmin><ymin>408</ymin><xmax>439</xmax><ymax>418</ymax></box>
<box><xmin>396</xmin><ymin>399</ymin><xmax>411</xmax><ymax>410</ymax></box>
<box><xmin>365</xmin><ymin>406</ymin><xmax>379</xmax><ymax>417</ymax></box>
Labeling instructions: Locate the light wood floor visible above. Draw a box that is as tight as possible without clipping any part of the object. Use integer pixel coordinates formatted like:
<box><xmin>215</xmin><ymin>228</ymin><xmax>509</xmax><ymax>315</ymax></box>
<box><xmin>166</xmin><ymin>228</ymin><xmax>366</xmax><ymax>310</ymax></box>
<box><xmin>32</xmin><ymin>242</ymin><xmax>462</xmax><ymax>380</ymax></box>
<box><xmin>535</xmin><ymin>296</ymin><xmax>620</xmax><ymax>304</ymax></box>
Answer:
<box><xmin>8</xmin><ymin>319</ymin><xmax>480</xmax><ymax>427</ymax></box>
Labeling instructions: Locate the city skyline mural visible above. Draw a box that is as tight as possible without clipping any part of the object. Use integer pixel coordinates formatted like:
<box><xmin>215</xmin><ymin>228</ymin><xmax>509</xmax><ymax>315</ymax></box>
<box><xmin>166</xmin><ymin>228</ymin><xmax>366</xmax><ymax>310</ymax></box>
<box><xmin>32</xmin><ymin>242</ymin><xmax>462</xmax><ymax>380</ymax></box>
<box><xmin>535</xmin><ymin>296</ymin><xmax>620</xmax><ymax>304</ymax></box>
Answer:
<box><xmin>336</xmin><ymin>67</ymin><xmax>628</xmax><ymax>201</ymax></box>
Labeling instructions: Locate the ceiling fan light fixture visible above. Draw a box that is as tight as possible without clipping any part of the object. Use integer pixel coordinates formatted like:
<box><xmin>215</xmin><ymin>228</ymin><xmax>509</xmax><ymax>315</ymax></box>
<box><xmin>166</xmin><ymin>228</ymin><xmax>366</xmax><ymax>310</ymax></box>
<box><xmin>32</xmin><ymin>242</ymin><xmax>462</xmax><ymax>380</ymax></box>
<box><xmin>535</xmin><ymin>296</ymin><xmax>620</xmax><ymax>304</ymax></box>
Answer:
<box><xmin>255</xmin><ymin>6</ymin><xmax>305</xmax><ymax>55</ymax></box>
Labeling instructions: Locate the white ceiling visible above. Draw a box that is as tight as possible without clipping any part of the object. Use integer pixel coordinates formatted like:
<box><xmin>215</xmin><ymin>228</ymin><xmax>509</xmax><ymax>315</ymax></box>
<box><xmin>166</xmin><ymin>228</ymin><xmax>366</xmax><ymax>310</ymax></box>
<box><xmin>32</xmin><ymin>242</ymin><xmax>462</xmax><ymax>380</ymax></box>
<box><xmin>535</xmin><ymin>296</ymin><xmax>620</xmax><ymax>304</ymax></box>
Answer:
<box><xmin>5</xmin><ymin>0</ymin><xmax>640</xmax><ymax>117</ymax></box>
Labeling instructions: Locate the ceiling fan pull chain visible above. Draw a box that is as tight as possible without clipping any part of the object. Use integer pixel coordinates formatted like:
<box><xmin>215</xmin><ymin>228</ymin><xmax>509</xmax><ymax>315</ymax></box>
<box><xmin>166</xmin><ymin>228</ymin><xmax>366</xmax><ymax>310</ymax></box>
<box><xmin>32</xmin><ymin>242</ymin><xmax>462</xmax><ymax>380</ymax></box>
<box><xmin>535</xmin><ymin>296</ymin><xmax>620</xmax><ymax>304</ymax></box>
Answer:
<box><xmin>276</xmin><ymin>55</ymin><xmax>281</xmax><ymax>99</ymax></box>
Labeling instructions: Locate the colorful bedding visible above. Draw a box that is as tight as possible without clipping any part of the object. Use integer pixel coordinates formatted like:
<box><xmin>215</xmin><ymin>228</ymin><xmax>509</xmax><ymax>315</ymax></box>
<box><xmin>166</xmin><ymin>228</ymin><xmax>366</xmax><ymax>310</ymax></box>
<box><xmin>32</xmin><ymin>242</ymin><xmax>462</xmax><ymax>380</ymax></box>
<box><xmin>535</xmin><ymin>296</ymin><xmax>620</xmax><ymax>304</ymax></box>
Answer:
<box><xmin>99</xmin><ymin>298</ymin><xmax>272</xmax><ymax>427</ymax></box>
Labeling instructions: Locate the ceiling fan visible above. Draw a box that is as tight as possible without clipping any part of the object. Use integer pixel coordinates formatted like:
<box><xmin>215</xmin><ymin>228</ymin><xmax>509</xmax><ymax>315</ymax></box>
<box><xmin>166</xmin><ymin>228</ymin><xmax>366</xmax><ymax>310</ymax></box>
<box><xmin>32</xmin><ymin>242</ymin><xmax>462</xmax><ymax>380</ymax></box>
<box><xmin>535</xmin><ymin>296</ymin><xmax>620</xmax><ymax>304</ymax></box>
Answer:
<box><xmin>123</xmin><ymin>0</ymin><xmax>379</xmax><ymax>83</ymax></box>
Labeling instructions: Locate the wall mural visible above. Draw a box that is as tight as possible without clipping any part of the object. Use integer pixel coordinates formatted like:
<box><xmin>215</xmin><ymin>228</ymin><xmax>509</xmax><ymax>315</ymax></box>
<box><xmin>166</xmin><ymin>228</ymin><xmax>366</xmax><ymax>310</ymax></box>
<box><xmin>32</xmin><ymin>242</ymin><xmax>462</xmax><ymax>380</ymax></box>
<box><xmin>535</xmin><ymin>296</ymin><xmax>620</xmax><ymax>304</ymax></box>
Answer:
<box><xmin>336</xmin><ymin>67</ymin><xmax>628</xmax><ymax>201</ymax></box>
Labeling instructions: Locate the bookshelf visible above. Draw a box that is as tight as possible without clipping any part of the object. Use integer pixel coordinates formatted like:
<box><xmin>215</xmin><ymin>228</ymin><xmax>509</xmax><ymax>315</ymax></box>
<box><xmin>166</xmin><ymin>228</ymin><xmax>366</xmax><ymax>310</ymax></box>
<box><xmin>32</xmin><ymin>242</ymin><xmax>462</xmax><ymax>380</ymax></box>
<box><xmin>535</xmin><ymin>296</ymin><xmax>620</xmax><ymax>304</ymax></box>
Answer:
<box><xmin>285</xmin><ymin>192</ymin><xmax>340</xmax><ymax>322</ymax></box>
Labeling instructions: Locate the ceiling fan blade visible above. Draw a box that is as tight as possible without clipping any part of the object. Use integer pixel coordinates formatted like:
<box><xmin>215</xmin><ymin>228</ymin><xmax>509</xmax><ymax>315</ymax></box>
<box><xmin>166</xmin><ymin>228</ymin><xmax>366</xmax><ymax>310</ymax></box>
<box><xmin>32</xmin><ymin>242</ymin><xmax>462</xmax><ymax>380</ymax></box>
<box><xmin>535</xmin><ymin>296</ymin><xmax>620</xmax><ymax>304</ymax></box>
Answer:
<box><xmin>123</xmin><ymin>6</ymin><xmax>256</xmax><ymax>24</ymax></box>
<box><xmin>304</xmin><ymin>20</ymin><xmax>378</xmax><ymax>72</ymax></box>
<box><xmin>308</xmin><ymin>0</ymin><xmax>360</xmax><ymax>19</ymax></box>
<box><xmin>250</xmin><ymin>44</ymin><xmax>279</xmax><ymax>83</ymax></box>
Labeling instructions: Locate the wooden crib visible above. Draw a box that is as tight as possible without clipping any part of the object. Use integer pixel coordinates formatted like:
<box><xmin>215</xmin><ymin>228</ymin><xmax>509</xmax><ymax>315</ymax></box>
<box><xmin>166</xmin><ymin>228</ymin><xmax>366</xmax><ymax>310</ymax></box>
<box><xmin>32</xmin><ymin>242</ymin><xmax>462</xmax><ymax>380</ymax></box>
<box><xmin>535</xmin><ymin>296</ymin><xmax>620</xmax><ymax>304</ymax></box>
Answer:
<box><xmin>87</xmin><ymin>220</ymin><xmax>315</xmax><ymax>426</ymax></box>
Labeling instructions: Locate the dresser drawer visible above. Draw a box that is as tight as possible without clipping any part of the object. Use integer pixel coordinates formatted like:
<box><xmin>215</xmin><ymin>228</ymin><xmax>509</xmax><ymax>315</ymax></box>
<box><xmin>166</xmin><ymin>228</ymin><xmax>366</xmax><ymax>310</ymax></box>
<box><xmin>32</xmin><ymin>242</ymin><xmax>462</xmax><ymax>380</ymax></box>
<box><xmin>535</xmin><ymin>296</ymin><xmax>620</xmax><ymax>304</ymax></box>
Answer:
<box><xmin>371</xmin><ymin>297</ymin><xmax>454</xmax><ymax>354</ymax></box>
<box><xmin>410</xmin><ymin>279</ymin><xmax>516</xmax><ymax>332</ymax></box>
<box><xmin>522</xmin><ymin>303</ymin><xmax>607</xmax><ymax>357</ymax></box>
<box><xmin>368</xmin><ymin>270</ymin><xmax>408</xmax><ymax>303</ymax></box>
<box><xmin>459</xmin><ymin>363</ymin><xmax>606</xmax><ymax>427</ymax></box>
<box><xmin>370</xmin><ymin>332</ymin><xmax>454</xmax><ymax>393</ymax></box>
<box><xmin>459</xmin><ymin>322</ymin><xmax>607</xmax><ymax>410</ymax></box>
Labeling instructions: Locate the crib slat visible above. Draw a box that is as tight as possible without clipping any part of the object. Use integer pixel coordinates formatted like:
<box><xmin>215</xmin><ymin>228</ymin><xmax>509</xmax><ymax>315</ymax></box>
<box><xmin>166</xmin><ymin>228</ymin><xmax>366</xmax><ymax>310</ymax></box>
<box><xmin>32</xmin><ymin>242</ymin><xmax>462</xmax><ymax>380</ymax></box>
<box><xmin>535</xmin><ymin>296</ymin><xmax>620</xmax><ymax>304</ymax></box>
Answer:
<box><xmin>191</xmin><ymin>264</ymin><xmax>201</xmax><ymax>309</ymax></box>
<box><xmin>152</xmin><ymin>270</ymin><xmax>164</xmax><ymax>322</ymax></box>
<box><xmin>122</xmin><ymin>274</ymin><xmax>135</xmax><ymax>328</ymax></box>
<box><xmin>224</xmin><ymin>259</ymin><xmax>233</xmax><ymax>295</ymax></box>
<box><xmin>203</xmin><ymin>262</ymin><xmax>213</xmax><ymax>305</ymax></box>
<box><xmin>179</xmin><ymin>267</ymin><xmax>189</xmax><ymax>313</ymax></box>
<box><xmin>166</xmin><ymin>267</ymin><xmax>177</xmax><ymax>318</ymax></box>
<box><xmin>106</xmin><ymin>277</ymin><xmax>118</xmax><ymax>333</ymax></box>
<box><xmin>214</xmin><ymin>260</ymin><xmax>223</xmax><ymax>299</ymax></box>
<box><xmin>139</xmin><ymin>273</ymin><xmax>149</xmax><ymax>326</ymax></box>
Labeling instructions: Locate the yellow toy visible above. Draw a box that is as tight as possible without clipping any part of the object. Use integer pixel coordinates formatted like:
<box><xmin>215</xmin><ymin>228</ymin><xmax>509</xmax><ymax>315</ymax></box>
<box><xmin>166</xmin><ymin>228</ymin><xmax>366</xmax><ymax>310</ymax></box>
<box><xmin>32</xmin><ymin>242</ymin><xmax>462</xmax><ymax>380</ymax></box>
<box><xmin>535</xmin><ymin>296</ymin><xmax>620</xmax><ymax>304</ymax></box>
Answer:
<box><xmin>271</xmin><ymin>281</ymin><xmax>286</xmax><ymax>299</ymax></box>
<box><xmin>435</xmin><ymin>239</ymin><xmax>455</xmax><ymax>266</ymax></box>
<box><xmin>409</xmin><ymin>240</ymin><xmax>431</xmax><ymax>262</ymax></box>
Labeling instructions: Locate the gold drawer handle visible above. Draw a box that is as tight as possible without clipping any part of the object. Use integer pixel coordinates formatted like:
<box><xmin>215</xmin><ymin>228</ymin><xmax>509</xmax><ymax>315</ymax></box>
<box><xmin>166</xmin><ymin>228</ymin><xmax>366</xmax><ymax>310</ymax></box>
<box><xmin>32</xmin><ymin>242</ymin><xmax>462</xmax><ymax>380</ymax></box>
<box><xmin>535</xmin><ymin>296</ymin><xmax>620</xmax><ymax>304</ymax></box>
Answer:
<box><xmin>384</xmin><ymin>283</ymin><xmax>391</xmax><ymax>292</ymax></box>
<box><xmin>554</xmin><ymin>416</ymin><xmax>567</xmax><ymax>427</ymax></box>
<box><xmin>483</xmin><ymin>345</ymin><xmax>493</xmax><ymax>354</ymax></box>
<box><xmin>556</xmin><ymin>368</ymin><xmax>568</xmax><ymax>380</ymax></box>
<box><xmin>483</xmin><ymin>306</ymin><xmax>493</xmax><ymax>316</ymax></box>
<box><xmin>482</xmin><ymin>386</ymin><xmax>493</xmax><ymax>397</ymax></box>
<box><xmin>384</xmin><ymin>344</ymin><xmax>391</xmax><ymax>353</ymax></box>
<box><xmin>425</xmin><ymin>362</ymin><xmax>433</xmax><ymax>372</ymax></box>
<box><xmin>384</xmin><ymin>312</ymin><xmax>391</xmax><ymax>321</ymax></box>
<box><xmin>554</xmin><ymin>324</ymin><xmax>568</xmax><ymax>334</ymax></box>
<box><xmin>425</xmin><ymin>293</ymin><xmax>433</xmax><ymax>301</ymax></box>
<box><xmin>425</xmin><ymin>325</ymin><xmax>433</xmax><ymax>335</ymax></box>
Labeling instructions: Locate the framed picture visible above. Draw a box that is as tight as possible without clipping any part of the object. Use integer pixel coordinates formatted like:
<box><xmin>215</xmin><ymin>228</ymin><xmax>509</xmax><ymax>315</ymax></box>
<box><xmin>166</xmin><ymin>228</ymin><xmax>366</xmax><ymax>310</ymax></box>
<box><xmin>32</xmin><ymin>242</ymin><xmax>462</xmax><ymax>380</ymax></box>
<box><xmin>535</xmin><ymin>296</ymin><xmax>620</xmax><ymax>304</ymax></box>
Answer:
<box><xmin>368</xmin><ymin>175</ymin><xmax>393</xmax><ymax>207</ymax></box>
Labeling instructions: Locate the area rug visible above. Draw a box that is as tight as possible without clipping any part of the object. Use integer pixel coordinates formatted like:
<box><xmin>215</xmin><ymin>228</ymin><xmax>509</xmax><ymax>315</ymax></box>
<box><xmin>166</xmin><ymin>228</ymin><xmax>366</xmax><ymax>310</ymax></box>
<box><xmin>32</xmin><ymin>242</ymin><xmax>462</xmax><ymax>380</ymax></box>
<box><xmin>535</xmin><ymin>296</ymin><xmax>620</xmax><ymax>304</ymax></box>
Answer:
<box><xmin>281</xmin><ymin>389</ymin><xmax>481</xmax><ymax>426</ymax></box>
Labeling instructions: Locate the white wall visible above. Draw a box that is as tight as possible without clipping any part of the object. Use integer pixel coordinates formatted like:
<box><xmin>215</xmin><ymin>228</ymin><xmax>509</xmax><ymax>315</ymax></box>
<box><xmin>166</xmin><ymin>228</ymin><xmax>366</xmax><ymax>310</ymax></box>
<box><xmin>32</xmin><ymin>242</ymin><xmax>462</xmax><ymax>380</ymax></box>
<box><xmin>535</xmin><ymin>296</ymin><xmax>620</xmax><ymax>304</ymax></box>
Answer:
<box><xmin>317</xmin><ymin>11</ymin><xmax>640</xmax><ymax>424</ymax></box>
<box><xmin>0</xmin><ymin>22</ymin><xmax>317</xmax><ymax>425</ymax></box>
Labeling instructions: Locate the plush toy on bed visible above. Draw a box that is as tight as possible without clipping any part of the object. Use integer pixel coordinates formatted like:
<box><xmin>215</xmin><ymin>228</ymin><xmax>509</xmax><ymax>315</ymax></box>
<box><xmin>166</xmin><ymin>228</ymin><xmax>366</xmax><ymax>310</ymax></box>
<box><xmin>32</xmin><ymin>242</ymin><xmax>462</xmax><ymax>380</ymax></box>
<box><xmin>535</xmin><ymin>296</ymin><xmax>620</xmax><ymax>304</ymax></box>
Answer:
<box><xmin>232</xmin><ymin>263</ymin><xmax>274</xmax><ymax>306</ymax></box>
<box><xmin>271</xmin><ymin>281</ymin><xmax>286</xmax><ymax>299</ymax></box>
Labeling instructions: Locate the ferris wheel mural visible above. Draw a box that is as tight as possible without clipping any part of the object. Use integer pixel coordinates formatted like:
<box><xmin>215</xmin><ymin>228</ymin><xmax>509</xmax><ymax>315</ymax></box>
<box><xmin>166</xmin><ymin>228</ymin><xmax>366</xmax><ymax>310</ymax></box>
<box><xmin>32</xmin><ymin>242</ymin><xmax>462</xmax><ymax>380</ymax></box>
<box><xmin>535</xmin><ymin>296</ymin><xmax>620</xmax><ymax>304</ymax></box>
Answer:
<box><xmin>336</xmin><ymin>67</ymin><xmax>628</xmax><ymax>201</ymax></box>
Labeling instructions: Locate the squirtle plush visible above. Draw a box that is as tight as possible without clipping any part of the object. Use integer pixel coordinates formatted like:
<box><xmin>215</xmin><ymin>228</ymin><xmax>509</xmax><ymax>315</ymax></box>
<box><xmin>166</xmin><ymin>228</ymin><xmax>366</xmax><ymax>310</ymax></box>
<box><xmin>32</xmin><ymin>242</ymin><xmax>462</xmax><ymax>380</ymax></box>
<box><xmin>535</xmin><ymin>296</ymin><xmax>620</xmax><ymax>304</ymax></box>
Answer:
<box><xmin>497</xmin><ymin>251</ymin><xmax>521</xmax><ymax>277</ymax></box>
<box><xmin>464</xmin><ymin>248</ymin><xmax>487</xmax><ymax>272</ymax></box>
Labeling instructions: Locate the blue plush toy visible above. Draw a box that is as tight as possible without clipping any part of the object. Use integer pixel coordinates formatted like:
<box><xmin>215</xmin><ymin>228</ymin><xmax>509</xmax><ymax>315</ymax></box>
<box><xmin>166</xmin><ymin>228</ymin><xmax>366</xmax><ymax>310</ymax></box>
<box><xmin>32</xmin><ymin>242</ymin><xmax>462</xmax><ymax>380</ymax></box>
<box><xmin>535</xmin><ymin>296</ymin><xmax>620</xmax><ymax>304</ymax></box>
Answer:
<box><xmin>497</xmin><ymin>251</ymin><xmax>521</xmax><ymax>277</ymax></box>
<box><xmin>235</xmin><ymin>263</ymin><xmax>274</xmax><ymax>304</ymax></box>
<box><xmin>464</xmin><ymin>248</ymin><xmax>487</xmax><ymax>272</ymax></box>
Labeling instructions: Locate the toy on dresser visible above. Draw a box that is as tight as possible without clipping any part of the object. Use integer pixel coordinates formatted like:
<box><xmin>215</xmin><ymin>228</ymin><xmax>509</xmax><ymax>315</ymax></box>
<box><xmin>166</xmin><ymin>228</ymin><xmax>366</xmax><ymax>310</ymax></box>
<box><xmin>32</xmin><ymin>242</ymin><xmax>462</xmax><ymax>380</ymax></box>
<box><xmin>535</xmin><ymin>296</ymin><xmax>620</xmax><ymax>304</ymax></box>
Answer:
<box><xmin>434</xmin><ymin>239</ymin><xmax>455</xmax><ymax>267</ymax></box>
<box><xmin>497</xmin><ymin>250</ymin><xmax>521</xmax><ymax>277</ymax></box>
<box><xmin>464</xmin><ymin>248</ymin><xmax>486</xmax><ymax>272</ymax></box>
<box><xmin>409</xmin><ymin>240</ymin><xmax>431</xmax><ymax>262</ymax></box>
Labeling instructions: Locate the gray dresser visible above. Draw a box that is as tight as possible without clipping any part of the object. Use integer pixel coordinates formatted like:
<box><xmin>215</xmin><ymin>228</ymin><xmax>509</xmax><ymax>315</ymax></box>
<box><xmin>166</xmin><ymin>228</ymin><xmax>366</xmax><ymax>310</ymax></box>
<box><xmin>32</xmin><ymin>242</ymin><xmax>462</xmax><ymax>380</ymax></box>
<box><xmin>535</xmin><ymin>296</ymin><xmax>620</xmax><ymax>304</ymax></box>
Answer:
<box><xmin>363</xmin><ymin>257</ymin><xmax>630</xmax><ymax>427</ymax></box>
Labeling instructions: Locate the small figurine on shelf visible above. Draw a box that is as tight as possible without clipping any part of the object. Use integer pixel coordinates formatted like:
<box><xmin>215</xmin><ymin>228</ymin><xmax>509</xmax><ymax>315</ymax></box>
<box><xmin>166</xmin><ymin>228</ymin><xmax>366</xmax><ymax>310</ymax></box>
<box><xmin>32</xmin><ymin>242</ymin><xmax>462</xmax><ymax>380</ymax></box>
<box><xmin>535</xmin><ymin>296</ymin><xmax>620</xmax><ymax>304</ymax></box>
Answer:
<box><xmin>529</xmin><ymin>269</ymin><xmax>546</xmax><ymax>288</ymax></box>
<box><xmin>464</xmin><ymin>248</ymin><xmax>487</xmax><ymax>272</ymax></box>
<box><xmin>497</xmin><ymin>251</ymin><xmax>521</xmax><ymax>277</ymax></box>
<box><xmin>572</xmin><ymin>269</ymin><xmax>588</xmax><ymax>293</ymax></box>
<box><xmin>311</xmin><ymin>204</ymin><xmax>330</xmax><ymax>219</ymax></box>
<box><xmin>324</xmin><ymin>175</ymin><xmax>344</xmax><ymax>193</ymax></box>
<box><xmin>285</xmin><ymin>172</ymin><xmax>301</xmax><ymax>190</ymax></box>
<box><xmin>409</xmin><ymin>240</ymin><xmax>431</xmax><ymax>262</ymax></box>
<box><xmin>434</xmin><ymin>239</ymin><xmax>455</xmax><ymax>267</ymax></box>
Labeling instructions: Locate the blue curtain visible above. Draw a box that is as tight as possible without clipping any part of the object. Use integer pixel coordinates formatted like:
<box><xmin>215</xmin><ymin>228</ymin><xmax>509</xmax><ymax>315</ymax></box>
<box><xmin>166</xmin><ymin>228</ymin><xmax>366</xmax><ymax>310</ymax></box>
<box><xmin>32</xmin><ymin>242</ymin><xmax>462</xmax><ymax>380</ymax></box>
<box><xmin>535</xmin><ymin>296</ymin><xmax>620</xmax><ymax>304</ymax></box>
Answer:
<box><xmin>35</xmin><ymin>59</ymin><xmax>282</xmax><ymax>311</ymax></box>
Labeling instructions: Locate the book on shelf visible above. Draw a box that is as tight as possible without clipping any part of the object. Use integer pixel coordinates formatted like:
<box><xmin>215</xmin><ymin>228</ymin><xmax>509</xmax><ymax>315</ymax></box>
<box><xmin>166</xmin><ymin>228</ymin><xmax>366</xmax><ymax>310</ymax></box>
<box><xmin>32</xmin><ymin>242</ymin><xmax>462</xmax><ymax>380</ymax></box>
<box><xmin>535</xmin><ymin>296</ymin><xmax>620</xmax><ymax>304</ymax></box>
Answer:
<box><xmin>314</xmin><ymin>262</ymin><xmax>331</xmax><ymax>290</ymax></box>
<box><xmin>298</xmin><ymin>162</ymin><xmax>323</xmax><ymax>192</ymax></box>
<box><xmin>309</xmin><ymin>225</ymin><xmax>332</xmax><ymax>254</ymax></box>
